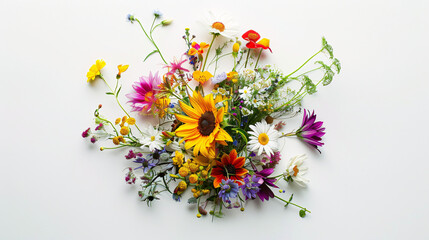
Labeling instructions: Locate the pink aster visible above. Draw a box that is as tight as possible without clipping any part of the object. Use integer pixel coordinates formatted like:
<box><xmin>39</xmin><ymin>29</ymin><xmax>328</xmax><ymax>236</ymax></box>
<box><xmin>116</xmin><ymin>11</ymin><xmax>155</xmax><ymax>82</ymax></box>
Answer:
<box><xmin>165</xmin><ymin>57</ymin><xmax>189</xmax><ymax>76</ymax></box>
<box><xmin>126</xmin><ymin>71</ymin><xmax>162</xmax><ymax>113</ymax></box>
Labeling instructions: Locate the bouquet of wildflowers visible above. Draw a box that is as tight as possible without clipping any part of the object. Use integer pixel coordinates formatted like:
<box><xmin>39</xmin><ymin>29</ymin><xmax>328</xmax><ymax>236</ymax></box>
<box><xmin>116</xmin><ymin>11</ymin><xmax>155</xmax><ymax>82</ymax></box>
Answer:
<box><xmin>82</xmin><ymin>11</ymin><xmax>340</xmax><ymax>219</ymax></box>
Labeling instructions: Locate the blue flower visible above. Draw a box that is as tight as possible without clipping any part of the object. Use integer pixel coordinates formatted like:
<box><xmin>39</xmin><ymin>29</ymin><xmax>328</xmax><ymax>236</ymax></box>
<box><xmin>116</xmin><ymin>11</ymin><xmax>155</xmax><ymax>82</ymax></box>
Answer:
<box><xmin>126</xmin><ymin>14</ymin><xmax>135</xmax><ymax>23</ymax></box>
<box><xmin>240</xmin><ymin>175</ymin><xmax>261</xmax><ymax>200</ymax></box>
<box><xmin>133</xmin><ymin>158</ymin><xmax>158</xmax><ymax>173</ymax></box>
<box><xmin>212</xmin><ymin>72</ymin><xmax>227</xmax><ymax>84</ymax></box>
<box><xmin>153</xmin><ymin>10</ymin><xmax>162</xmax><ymax>18</ymax></box>
<box><xmin>218</xmin><ymin>179</ymin><xmax>239</xmax><ymax>203</ymax></box>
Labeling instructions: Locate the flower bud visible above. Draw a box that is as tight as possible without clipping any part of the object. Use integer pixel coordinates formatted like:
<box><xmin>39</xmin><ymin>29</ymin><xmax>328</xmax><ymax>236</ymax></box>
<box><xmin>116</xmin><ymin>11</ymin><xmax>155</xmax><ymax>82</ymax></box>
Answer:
<box><xmin>232</xmin><ymin>43</ymin><xmax>240</xmax><ymax>53</ymax></box>
<box><xmin>161</xmin><ymin>19</ymin><xmax>173</xmax><ymax>26</ymax></box>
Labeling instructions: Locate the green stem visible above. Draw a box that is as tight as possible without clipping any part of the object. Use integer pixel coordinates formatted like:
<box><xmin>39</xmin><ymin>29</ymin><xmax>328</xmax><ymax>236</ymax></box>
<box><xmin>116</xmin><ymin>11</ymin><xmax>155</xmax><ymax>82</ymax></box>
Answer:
<box><xmin>135</xmin><ymin>18</ymin><xmax>167</xmax><ymax>64</ymax></box>
<box><xmin>99</xmin><ymin>75</ymin><xmax>143</xmax><ymax>135</ymax></box>
<box><xmin>274</xmin><ymin>195</ymin><xmax>311</xmax><ymax>213</ymax></box>
<box><xmin>285</xmin><ymin>48</ymin><xmax>323</xmax><ymax>78</ymax></box>
<box><xmin>202</xmin><ymin>34</ymin><xmax>217</xmax><ymax>72</ymax></box>
<box><xmin>254</xmin><ymin>48</ymin><xmax>263</xmax><ymax>69</ymax></box>
<box><xmin>244</xmin><ymin>49</ymin><xmax>251</xmax><ymax>68</ymax></box>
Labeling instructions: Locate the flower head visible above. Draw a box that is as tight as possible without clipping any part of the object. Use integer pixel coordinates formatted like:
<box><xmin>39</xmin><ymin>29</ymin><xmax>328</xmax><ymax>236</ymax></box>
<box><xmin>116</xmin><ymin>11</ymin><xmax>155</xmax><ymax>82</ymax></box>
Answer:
<box><xmin>240</xmin><ymin>175</ymin><xmax>261</xmax><ymax>200</ymax></box>
<box><xmin>117</xmin><ymin>64</ymin><xmax>129</xmax><ymax>77</ymax></box>
<box><xmin>248</xmin><ymin>120</ymin><xmax>281</xmax><ymax>156</ymax></box>
<box><xmin>126</xmin><ymin>71</ymin><xmax>162</xmax><ymax>113</ymax></box>
<box><xmin>218</xmin><ymin>179</ymin><xmax>239</xmax><ymax>203</ymax></box>
<box><xmin>203</xmin><ymin>11</ymin><xmax>238</xmax><ymax>39</ymax></box>
<box><xmin>211</xmin><ymin>72</ymin><xmax>227</xmax><ymax>84</ymax></box>
<box><xmin>284</xmin><ymin>154</ymin><xmax>309</xmax><ymax>187</ymax></box>
<box><xmin>133</xmin><ymin>157</ymin><xmax>158</xmax><ymax>173</ymax></box>
<box><xmin>140</xmin><ymin>125</ymin><xmax>164</xmax><ymax>152</ymax></box>
<box><xmin>86</xmin><ymin>59</ymin><xmax>106</xmax><ymax>82</ymax></box>
<box><xmin>174</xmin><ymin>91</ymin><xmax>232</xmax><ymax>159</ymax></box>
<box><xmin>296</xmin><ymin>110</ymin><xmax>325</xmax><ymax>152</ymax></box>
<box><xmin>211</xmin><ymin>149</ymin><xmax>248</xmax><ymax>188</ymax></box>
<box><xmin>255</xmin><ymin>168</ymin><xmax>278</xmax><ymax>201</ymax></box>
<box><xmin>165</xmin><ymin>57</ymin><xmax>189</xmax><ymax>76</ymax></box>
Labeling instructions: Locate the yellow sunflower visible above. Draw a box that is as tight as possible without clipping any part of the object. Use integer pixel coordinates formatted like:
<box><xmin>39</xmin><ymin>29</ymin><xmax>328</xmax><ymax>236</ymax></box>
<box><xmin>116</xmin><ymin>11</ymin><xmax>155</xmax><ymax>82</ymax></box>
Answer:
<box><xmin>175</xmin><ymin>91</ymin><xmax>232</xmax><ymax>159</ymax></box>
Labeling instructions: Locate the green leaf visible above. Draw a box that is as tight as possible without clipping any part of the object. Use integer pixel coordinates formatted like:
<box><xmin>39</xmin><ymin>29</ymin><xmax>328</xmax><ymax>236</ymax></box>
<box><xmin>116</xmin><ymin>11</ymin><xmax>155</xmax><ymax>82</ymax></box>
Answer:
<box><xmin>332</xmin><ymin>58</ymin><xmax>341</xmax><ymax>74</ymax></box>
<box><xmin>214</xmin><ymin>212</ymin><xmax>224</xmax><ymax>218</ymax></box>
<box><xmin>232</xmin><ymin>128</ymin><xmax>249</xmax><ymax>145</ymax></box>
<box><xmin>206</xmin><ymin>195</ymin><xmax>217</xmax><ymax>202</ymax></box>
<box><xmin>187</xmin><ymin>197</ymin><xmax>197</xmax><ymax>204</ymax></box>
<box><xmin>105</xmin><ymin>92</ymin><xmax>114</xmax><ymax>95</ymax></box>
<box><xmin>116</xmin><ymin>86</ymin><xmax>122</xmax><ymax>97</ymax></box>
<box><xmin>284</xmin><ymin>194</ymin><xmax>293</xmax><ymax>207</ymax></box>
<box><xmin>299</xmin><ymin>209</ymin><xmax>307</xmax><ymax>218</ymax></box>
<box><xmin>315</xmin><ymin>61</ymin><xmax>335</xmax><ymax>86</ymax></box>
<box><xmin>322</xmin><ymin>37</ymin><xmax>334</xmax><ymax>59</ymax></box>
<box><xmin>301</xmin><ymin>75</ymin><xmax>316</xmax><ymax>95</ymax></box>
<box><xmin>143</xmin><ymin>50</ymin><xmax>159</xmax><ymax>62</ymax></box>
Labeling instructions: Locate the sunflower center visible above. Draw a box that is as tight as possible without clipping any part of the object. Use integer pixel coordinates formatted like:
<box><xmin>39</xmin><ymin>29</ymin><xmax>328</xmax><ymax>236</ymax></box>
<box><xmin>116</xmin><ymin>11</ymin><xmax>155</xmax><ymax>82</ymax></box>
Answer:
<box><xmin>248</xmin><ymin>33</ymin><xmax>259</xmax><ymax>41</ymax></box>
<box><xmin>211</xmin><ymin>22</ymin><xmax>225</xmax><ymax>32</ymax></box>
<box><xmin>258</xmin><ymin>133</ymin><xmax>269</xmax><ymax>145</ymax></box>
<box><xmin>198</xmin><ymin>111</ymin><xmax>216</xmax><ymax>136</ymax></box>
<box><xmin>223</xmin><ymin>164</ymin><xmax>236</xmax><ymax>176</ymax></box>
<box><xmin>293</xmin><ymin>165</ymin><xmax>299</xmax><ymax>177</ymax></box>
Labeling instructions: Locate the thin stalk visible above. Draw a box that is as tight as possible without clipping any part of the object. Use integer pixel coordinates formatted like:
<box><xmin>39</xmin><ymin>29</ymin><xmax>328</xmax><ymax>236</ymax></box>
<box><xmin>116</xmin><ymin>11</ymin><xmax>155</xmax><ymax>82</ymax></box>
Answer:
<box><xmin>254</xmin><ymin>48</ymin><xmax>263</xmax><ymax>69</ymax></box>
<box><xmin>244</xmin><ymin>49</ymin><xmax>251</xmax><ymax>68</ymax></box>
<box><xmin>274</xmin><ymin>195</ymin><xmax>311</xmax><ymax>213</ymax></box>
<box><xmin>135</xmin><ymin>18</ymin><xmax>167</xmax><ymax>64</ymax></box>
<box><xmin>202</xmin><ymin>35</ymin><xmax>217</xmax><ymax>71</ymax></box>
<box><xmin>285</xmin><ymin>48</ymin><xmax>323</xmax><ymax>78</ymax></box>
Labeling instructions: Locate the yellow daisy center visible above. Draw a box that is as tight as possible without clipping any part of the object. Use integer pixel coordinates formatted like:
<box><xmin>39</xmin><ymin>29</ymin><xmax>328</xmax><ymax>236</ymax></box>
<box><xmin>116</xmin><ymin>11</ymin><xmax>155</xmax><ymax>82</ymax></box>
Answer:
<box><xmin>151</xmin><ymin>136</ymin><xmax>155</xmax><ymax>141</ymax></box>
<box><xmin>145</xmin><ymin>91</ymin><xmax>153</xmax><ymax>102</ymax></box>
<box><xmin>211</xmin><ymin>22</ymin><xmax>225</xmax><ymax>32</ymax></box>
<box><xmin>258</xmin><ymin>133</ymin><xmax>269</xmax><ymax>145</ymax></box>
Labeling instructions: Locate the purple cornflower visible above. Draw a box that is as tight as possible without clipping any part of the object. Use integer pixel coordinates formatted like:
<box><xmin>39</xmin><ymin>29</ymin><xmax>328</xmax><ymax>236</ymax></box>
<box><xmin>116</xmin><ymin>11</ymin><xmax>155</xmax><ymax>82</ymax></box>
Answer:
<box><xmin>296</xmin><ymin>110</ymin><xmax>326</xmax><ymax>153</ymax></box>
<box><xmin>125</xmin><ymin>150</ymin><xmax>137</xmax><ymax>159</ymax></box>
<box><xmin>81</xmin><ymin>128</ymin><xmax>90</xmax><ymax>138</ymax></box>
<box><xmin>255</xmin><ymin>168</ymin><xmax>278</xmax><ymax>201</ymax></box>
<box><xmin>133</xmin><ymin>158</ymin><xmax>158</xmax><ymax>173</ymax></box>
<box><xmin>218</xmin><ymin>179</ymin><xmax>239</xmax><ymax>203</ymax></box>
<box><xmin>240</xmin><ymin>175</ymin><xmax>261</xmax><ymax>200</ymax></box>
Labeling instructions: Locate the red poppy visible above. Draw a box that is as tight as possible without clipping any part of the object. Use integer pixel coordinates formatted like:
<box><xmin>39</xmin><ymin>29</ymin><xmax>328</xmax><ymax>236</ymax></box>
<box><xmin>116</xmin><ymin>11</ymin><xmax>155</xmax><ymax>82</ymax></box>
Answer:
<box><xmin>211</xmin><ymin>149</ymin><xmax>248</xmax><ymax>188</ymax></box>
<box><xmin>242</xmin><ymin>30</ymin><xmax>261</xmax><ymax>42</ymax></box>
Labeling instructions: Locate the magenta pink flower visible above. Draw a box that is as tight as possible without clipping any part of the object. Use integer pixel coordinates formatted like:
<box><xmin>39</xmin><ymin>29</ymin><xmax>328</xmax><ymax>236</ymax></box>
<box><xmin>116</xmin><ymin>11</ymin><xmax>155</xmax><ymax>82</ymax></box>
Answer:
<box><xmin>126</xmin><ymin>72</ymin><xmax>162</xmax><ymax>113</ymax></box>
<box><xmin>165</xmin><ymin>57</ymin><xmax>189</xmax><ymax>76</ymax></box>
<box><xmin>296</xmin><ymin>110</ymin><xmax>326</xmax><ymax>153</ymax></box>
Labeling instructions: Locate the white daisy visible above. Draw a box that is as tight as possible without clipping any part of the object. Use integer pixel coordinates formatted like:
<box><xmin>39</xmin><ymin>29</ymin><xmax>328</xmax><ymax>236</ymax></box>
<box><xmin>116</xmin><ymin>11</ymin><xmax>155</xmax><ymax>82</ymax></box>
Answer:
<box><xmin>284</xmin><ymin>154</ymin><xmax>309</xmax><ymax>187</ymax></box>
<box><xmin>238</xmin><ymin>86</ymin><xmax>252</xmax><ymax>101</ymax></box>
<box><xmin>248</xmin><ymin>120</ymin><xmax>281</xmax><ymax>156</ymax></box>
<box><xmin>203</xmin><ymin>11</ymin><xmax>239</xmax><ymax>39</ymax></box>
<box><xmin>140</xmin><ymin>125</ymin><xmax>164</xmax><ymax>152</ymax></box>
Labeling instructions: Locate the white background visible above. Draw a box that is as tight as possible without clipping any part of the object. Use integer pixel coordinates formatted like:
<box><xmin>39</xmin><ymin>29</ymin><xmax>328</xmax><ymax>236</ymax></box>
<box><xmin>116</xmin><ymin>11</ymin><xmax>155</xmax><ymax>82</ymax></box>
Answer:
<box><xmin>1</xmin><ymin>0</ymin><xmax>429</xmax><ymax>239</ymax></box>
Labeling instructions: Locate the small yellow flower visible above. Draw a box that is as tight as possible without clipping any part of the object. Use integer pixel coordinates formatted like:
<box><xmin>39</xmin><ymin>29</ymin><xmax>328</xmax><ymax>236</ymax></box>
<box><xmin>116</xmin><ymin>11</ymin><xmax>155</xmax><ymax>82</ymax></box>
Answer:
<box><xmin>189</xmin><ymin>174</ymin><xmax>198</xmax><ymax>184</ymax></box>
<box><xmin>121</xmin><ymin>116</ymin><xmax>128</xmax><ymax>125</ymax></box>
<box><xmin>201</xmin><ymin>170</ymin><xmax>208</xmax><ymax>177</ymax></box>
<box><xmin>232</xmin><ymin>43</ymin><xmax>240</xmax><ymax>53</ymax></box>
<box><xmin>112</xmin><ymin>136</ymin><xmax>120</xmax><ymax>145</ymax></box>
<box><xmin>115</xmin><ymin>118</ymin><xmax>121</xmax><ymax>125</ymax></box>
<box><xmin>227</xmin><ymin>71</ymin><xmax>238</xmax><ymax>80</ymax></box>
<box><xmin>117</xmin><ymin>64</ymin><xmax>129</xmax><ymax>76</ymax></box>
<box><xmin>118</xmin><ymin>135</ymin><xmax>126</xmax><ymax>143</ymax></box>
<box><xmin>126</xmin><ymin>117</ymin><xmax>136</xmax><ymax>125</ymax></box>
<box><xmin>189</xmin><ymin>163</ymin><xmax>199</xmax><ymax>173</ymax></box>
<box><xmin>202</xmin><ymin>189</ymin><xmax>210</xmax><ymax>195</ymax></box>
<box><xmin>257</xmin><ymin>38</ymin><xmax>270</xmax><ymax>48</ymax></box>
<box><xmin>178</xmin><ymin>167</ymin><xmax>189</xmax><ymax>177</ymax></box>
<box><xmin>120</xmin><ymin>126</ymin><xmax>130</xmax><ymax>135</ymax></box>
<box><xmin>188</xmin><ymin>48</ymin><xmax>198</xmax><ymax>56</ymax></box>
<box><xmin>178</xmin><ymin>181</ymin><xmax>187</xmax><ymax>191</ymax></box>
<box><xmin>172</xmin><ymin>151</ymin><xmax>184</xmax><ymax>166</ymax></box>
<box><xmin>193</xmin><ymin>70</ymin><xmax>213</xmax><ymax>84</ymax></box>
<box><xmin>95</xmin><ymin>59</ymin><xmax>106</xmax><ymax>71</ymax></box>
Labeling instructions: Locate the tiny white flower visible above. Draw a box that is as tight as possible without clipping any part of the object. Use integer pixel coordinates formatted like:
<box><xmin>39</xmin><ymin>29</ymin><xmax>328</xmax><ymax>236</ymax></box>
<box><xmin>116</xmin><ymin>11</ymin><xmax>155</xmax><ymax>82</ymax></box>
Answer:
<box><xmin>238</xmin><ymin>86</ymin><xmax>252</xmax><ymax>101</ymax></box>
<box><xmin>140</xmin><ymin>125</ymin><xmax>164</xmax><ymax>152</ymax></box>
<box><xmin>248</xmin><ymin>120</ymin><xmax>281</xmax><ymax>156</ymax></box>
<box><xmin>240</xmin><ymin>68</ymin><xmax>256</xmax><ymax>81</ymax></box>
<box><xmin>284</xmin><ymin>154</ymin><xmax>309</xmax><ymax>187</ymax></box>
